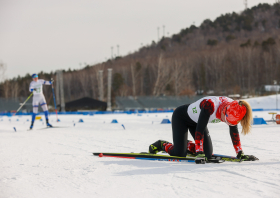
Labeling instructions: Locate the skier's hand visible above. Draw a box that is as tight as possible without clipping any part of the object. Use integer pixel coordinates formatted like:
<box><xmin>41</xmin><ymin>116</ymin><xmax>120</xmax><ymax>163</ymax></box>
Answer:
<box><xmin>237</xmin><ymin>151</ymin><xmax>259</xmax><ymax>161</ymax></box>
<box><xmin>31</xmin><ymin>88</ymin><xmax>37</xmax><ymax>92</ymax></box>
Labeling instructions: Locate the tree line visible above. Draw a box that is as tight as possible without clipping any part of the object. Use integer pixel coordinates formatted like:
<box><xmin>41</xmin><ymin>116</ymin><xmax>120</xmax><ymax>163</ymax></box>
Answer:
<box><xmin>0</xmin><ymin>3</ymin><xmax>280</xmax><ymax>107</ymax></box>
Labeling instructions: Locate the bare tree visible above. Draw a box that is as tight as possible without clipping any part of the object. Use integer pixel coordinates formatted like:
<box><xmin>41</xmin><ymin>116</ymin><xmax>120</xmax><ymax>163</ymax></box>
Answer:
<box><xmin>64</xmin><ymin>73</ymin><xmax>72</xmax><ymax>101</ymax></box>
<box><xmin>263</xmin><ymin>52</ymin><xmax>272</xmax><ymax>85</ymax></box>
<box><xmin>78</xmin><ymin>69</ymin><xmax>90</xmax><ymax>97</ymax></box>
<box><xmin>3</xmin><ymin>80</ymin><xmax>9</xmax><ymax>98</ymax></box>
<box><xmin>0</xmin><ymin>61</ymin><xmax>7</xmax><ymax>82</ymax></box>
<box><xmin>153</xmin><ymin>54</ymin><xmax>164</xmax><ymax>96</ymax></box>
<box><xmin>11</xmin><ymin>81</ymin><xmax>19</xmax><ymax>99</ymax></box>
<box><xmin>90</xmin><ymin>68</ymin><xmax>99</xmax><ymax>99</ymax></box>
<box><xmin>0</xmin><ymin>60</ymin><xmax>7</xmax><ymax>97</ymax></box>
<box><xmin>0</xmin><ymin>62</ymin><xmax>8</xmax><ymax>98</ymax></box>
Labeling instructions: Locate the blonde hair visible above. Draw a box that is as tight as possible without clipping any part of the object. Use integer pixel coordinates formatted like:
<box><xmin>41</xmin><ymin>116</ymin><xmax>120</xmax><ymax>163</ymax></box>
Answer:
<box><xmin>239</xmin><ymin>100</ymin><xmax>253</xmax><ymax>135</ymax></box>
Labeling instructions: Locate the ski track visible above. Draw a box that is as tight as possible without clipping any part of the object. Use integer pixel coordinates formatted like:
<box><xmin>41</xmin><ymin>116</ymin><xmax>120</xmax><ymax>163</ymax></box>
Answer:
<box><xmin>0</xmin><ymin>111</ymin><xmax>280</xmax><ymax>198</ymax></box>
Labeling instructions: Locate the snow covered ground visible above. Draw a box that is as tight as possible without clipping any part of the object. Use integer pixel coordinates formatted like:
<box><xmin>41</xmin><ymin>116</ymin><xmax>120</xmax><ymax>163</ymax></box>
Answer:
<box><xmin>245</xmin><ymin>94</ymin><xmax>280</xmax><ymax>109</ymax></box>
<box><xmin>1</xmin><ymin>97</ymin><xmax>280</xmax><ymax>198</ymax></box>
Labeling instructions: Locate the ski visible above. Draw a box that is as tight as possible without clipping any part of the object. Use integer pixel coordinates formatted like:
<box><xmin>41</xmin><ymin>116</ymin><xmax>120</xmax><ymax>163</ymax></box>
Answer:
<box><xmin>213</xmin><ymin>154</ymin><xmax>259</xmax><ymax>162</ymax></box>
<box><xmin>93</xmin><ymin>152</ymin><xmax>225</xmax><ymax>164</ymax></box>
<box><xmin>37</xmin><ymin>126</ymin><xmax>68</xmax><ymax>130</ymax></box>
<box><xmin>212</xmin><ymin>154</ymin><xmax>243</xmax><ymax>162</ymax></box>
<box><xmin>185</xmin><ymin>153</ymin><xmax>243</xmax><ymax>162</ymax></box>
<box><xmin>94</xmin><ymin>152</ymin><xmax>203</xmax><ymax>164</ymax></box>
<box><xmin>27</xmin><ymin>126</ymin><xmax>68</xmax><ymax>131</ymax></box>
<box><xmin>98</xmin><ymin>154</ymin><xmax>199</xmax><ymax>163</ymax></box>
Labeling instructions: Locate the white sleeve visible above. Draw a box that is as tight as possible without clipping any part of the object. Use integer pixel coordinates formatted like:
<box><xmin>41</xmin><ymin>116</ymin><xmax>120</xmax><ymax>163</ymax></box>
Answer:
<box><xmin>29</xmin><ymin>82</ymin><xmax>34</xmax><ymax>92</ymax></box>
<box><xmin>39</xmin><ymin>79</ymin><xmax>51</xmax><ymax>85</ymax></box>
<box><xmin>44</xmin><ymin>80</ymin><xmax>52</xmax><ymax>85</ymax></box>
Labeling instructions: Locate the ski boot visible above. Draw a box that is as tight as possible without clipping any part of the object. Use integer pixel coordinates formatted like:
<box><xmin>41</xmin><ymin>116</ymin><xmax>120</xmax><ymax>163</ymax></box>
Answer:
<box><xmin>186</xmin><ymin>140</ymin><xmax>196</xmax><ymax>156</ymax></box>
<box><xmin>196</xmin><ymin>151</ymin><xmax>206</xmax><ymax>160</ymax></box>
<box><xmin>195</xmin><ymin>151</ymin><xmax>207</xmax><ymax>164</ymax></box>
<box><xmin>46</xmin><ymin>119</ymin><xmax>53</xmax><ymax>128</ymax></box>
<box><xmin>29</xmin><ymin>121</ymin><xmax>34</xmax><ymax>130</ymax></box>
<box><xmin>149</xmin><ymin>140</ymin><xmax>170</xmax><ymax>154</ymax></box>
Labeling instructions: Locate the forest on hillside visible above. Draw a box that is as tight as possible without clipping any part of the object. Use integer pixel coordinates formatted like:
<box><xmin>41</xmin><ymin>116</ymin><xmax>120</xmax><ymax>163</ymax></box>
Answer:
<box><xmin>1</xmin><ymin>3</ymin><xmax>280</xmax><ymax>106</ymax></box>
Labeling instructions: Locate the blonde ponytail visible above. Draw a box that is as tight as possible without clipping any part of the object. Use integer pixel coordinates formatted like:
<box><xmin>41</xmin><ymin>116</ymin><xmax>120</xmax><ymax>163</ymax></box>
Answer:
<box><xmin>239</xmin><ymin>100</ymin><xmax>253</xmax><ymax>135</ymax></box>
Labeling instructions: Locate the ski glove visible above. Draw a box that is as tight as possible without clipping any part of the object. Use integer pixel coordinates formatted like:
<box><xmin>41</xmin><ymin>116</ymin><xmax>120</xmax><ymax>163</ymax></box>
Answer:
<box><xmin>237</xmin><ymin>151</ymin><xmax>259</xmax><ymax>161</ymax></box>
<box><xmin>31</xmin><ymin>88</ymin><xmax>37</xmax><ymax>92</ymax></box>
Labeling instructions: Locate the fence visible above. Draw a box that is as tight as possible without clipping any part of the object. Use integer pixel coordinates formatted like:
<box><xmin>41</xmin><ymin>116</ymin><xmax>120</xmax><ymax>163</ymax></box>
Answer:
<box><xmin>115</xmin><ymin>96</ymin><xmax>204</xmax><ymax>110</ymax></box>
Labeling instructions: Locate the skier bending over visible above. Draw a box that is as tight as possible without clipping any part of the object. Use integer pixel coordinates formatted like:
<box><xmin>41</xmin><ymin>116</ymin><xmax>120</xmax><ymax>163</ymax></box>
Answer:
<box><xmin>29</xmin><ymin>74</ymin><xmax>53</xmax><ymax>129</ymax></box>
<box><xmin>149</xmin><ymin>96</ymin><xmax>259</xmax><ymax>161</ymax></box>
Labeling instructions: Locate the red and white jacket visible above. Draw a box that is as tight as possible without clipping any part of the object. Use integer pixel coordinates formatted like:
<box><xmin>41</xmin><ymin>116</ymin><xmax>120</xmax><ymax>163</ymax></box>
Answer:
<box><xmin>187</xmin><ymin>96</ymin><xmax>242</xmax><ymax>154</ymax></box>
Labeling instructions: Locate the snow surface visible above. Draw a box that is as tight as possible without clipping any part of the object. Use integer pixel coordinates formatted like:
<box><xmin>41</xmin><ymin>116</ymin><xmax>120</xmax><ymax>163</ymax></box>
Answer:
<box><xmin>1</xmin><ymin>96</ymin><xmax>280</xmax><ymax>198</ymax></box>
<box><xmin>245</xmin><ymin>94</ymin><xmax>280</xmax><ymax>109</ymax></box>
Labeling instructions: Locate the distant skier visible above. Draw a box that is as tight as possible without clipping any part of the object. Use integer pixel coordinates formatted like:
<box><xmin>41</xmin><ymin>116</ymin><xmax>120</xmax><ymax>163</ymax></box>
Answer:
<box><xmin>149</xmin><ymin>96</ymin><xmax>259</xmax><ymax>162</ymax></box>
<box><xmin>29</xmin><ymin>74</ymin><xmax>53</xmax><ymax>129</ymax></box>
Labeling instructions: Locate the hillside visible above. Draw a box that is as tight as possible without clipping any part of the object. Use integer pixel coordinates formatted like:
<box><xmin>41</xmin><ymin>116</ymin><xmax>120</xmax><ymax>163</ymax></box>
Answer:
<box><xmin>1</xmin><ymin>3</ymin><xmax>280</xmax><ymax>107</ymax></box>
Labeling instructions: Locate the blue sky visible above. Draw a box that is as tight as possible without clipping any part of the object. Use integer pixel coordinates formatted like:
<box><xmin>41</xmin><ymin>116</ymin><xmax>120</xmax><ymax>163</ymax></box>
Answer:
<box><xmin>0</xmin><ymin>0</ymin><xmax>277</xmax><ymax>79</ymax></box>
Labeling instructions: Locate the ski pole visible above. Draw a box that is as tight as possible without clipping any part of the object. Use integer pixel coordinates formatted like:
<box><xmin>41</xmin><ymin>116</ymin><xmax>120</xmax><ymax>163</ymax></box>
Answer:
<box><xmin>51</xmin><ymin>78</ymin><xmax>59</xmax><ymax>122</ymax></box>
<box><xmin>13</xmin><ymin>92</ymin><xmax>33</xmax><ymax>116</ymax></box>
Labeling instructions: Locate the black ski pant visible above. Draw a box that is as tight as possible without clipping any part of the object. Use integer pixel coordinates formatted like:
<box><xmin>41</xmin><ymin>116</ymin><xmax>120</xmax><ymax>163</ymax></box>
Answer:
<box><xmin>169</xmin><ymin>104</ymin><xmax>213</xmax><ymax>159</ymax></box>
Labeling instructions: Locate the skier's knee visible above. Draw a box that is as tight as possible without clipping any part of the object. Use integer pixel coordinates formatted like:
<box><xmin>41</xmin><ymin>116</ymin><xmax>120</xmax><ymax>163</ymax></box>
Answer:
<box><xmin>42</xmin><ymin>104</ymin><xmax>48</xmax><ymax>111</ymax></box>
